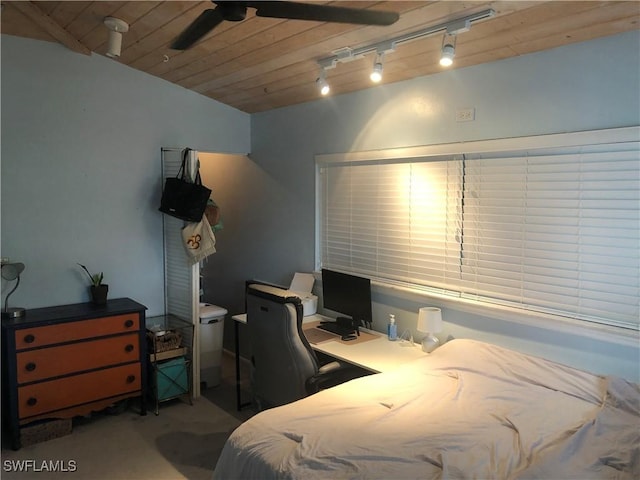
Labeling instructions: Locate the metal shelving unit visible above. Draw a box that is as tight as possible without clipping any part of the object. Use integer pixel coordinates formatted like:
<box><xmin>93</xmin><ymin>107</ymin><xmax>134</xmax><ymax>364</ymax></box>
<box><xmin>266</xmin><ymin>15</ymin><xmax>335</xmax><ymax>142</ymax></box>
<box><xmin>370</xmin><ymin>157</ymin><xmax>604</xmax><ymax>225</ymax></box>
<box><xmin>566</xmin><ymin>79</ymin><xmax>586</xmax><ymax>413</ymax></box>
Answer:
<box><xmin>145</xmin><ymin>314</ymin><xmax>194</xmax><ymax>415</ymax></box>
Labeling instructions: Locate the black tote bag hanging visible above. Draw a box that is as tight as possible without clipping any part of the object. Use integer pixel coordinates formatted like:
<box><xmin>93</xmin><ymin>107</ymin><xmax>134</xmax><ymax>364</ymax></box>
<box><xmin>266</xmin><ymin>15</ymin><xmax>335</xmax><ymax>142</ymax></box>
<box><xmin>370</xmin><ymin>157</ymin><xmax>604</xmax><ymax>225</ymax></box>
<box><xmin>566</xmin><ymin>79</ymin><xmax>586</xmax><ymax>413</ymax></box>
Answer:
<box><xmin>159</xmin><ymin>148</ymin><xmax>211</xmax><ymax>222</ymax></box>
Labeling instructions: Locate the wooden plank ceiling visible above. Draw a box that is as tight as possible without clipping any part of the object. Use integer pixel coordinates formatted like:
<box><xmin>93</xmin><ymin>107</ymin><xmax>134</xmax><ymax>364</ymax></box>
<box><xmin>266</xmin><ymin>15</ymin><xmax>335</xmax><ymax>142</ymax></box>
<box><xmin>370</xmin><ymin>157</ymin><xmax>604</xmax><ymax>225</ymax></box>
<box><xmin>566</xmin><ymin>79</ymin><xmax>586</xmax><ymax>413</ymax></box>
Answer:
<box><xmin>2</xmin><ymin>1</ymin><xmax>638</xmax><ymax>113</ymax></box>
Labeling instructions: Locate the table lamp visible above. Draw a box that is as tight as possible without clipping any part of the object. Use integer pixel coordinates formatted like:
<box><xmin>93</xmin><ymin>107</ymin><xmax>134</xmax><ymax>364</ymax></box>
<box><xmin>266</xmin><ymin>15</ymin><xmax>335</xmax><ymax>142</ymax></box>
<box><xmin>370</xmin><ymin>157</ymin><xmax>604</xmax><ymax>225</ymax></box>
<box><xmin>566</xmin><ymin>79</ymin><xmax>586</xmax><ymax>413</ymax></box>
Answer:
<box><xmin>2</xmin><ymin>262</ymin><xmax>26</xmax><ymax>319</ymax></box>
<box><xmin>417</xmin><ymin>307</ymin><xmax>442</xmax><ymax>353</ymax></box>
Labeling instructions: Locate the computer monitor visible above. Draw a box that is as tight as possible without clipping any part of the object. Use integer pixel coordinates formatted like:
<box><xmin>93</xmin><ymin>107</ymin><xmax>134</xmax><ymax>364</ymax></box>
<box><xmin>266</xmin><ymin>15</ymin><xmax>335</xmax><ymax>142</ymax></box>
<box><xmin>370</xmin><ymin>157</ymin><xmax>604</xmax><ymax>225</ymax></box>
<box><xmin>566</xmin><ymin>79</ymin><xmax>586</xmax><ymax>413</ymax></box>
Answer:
<box><xmin>321</xmin><ymin>269</ymin><xmax>372</xmax><ymax>329</ymax></box>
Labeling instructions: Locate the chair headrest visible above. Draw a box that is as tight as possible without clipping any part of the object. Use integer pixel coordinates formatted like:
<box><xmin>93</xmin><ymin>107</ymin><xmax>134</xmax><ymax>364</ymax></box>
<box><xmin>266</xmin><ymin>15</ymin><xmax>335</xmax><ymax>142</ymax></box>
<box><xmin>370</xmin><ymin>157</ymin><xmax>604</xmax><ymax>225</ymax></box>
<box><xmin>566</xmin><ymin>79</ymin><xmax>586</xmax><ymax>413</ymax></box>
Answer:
<box><xmin>247</xmin><ymin>283</ymin><xmax>302</xmax><ymax>305</ymax></box>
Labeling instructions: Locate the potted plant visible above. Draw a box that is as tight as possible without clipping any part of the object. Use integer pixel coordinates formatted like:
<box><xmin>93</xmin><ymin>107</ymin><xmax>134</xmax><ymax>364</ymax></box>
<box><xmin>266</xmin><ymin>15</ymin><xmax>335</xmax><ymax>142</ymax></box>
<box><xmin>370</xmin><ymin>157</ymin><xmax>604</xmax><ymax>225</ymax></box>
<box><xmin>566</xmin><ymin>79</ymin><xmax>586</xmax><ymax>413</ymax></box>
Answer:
<box><xmin>78</xmin><ymin>263</ymin><xmax>108</xmax><ymax>305</ymax></box>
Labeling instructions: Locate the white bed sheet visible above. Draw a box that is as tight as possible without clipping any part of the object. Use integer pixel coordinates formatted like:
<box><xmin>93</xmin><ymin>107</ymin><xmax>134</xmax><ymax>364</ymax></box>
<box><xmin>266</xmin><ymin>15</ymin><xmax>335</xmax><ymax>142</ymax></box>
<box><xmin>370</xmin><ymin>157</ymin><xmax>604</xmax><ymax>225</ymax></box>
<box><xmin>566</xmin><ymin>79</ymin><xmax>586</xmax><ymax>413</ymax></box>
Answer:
<box><xmin>214</xmin><ymin>339</ymin><xmax>640</xmax><ymax>479</ymax></box>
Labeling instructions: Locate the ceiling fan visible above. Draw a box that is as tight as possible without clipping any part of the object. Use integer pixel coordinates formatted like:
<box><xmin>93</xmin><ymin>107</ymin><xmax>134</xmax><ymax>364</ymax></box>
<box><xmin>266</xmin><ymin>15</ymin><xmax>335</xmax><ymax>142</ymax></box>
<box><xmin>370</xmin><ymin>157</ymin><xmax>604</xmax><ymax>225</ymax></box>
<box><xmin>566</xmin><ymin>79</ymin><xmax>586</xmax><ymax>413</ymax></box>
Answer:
<box><xmin>171</xmin><ymin>1</ymin><xmax>400</xmax><ymax>50</ymax></box>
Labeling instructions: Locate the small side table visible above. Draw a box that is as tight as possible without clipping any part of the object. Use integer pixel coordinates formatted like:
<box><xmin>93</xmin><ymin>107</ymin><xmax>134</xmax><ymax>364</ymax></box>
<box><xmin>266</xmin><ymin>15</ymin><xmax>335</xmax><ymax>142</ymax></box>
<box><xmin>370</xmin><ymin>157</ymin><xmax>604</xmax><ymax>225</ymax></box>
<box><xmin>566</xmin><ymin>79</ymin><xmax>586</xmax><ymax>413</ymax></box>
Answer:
<box><xmin>146</xmin><ymin>315</ymin><xmax>194</xmax><ymax>415</ymax></box>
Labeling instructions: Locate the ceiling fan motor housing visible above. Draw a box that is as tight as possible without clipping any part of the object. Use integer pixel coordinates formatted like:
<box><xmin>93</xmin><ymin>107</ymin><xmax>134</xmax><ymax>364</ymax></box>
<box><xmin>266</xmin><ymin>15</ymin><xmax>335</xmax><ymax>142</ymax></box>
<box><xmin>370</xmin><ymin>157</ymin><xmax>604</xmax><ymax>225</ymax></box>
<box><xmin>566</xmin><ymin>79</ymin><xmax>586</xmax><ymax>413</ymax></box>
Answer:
<box><xmin>219</xmin><ymin>2</ymin><xmax>247</xmax><ymax>22</ymax></box>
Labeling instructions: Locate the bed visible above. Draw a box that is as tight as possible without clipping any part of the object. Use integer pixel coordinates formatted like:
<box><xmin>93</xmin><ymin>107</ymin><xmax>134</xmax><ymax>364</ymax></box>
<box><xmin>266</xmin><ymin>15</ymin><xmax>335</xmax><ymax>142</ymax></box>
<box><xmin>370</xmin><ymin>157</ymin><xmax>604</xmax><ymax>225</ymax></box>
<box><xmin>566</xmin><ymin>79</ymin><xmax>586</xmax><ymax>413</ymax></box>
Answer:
<box><xmin>213</xmin><ymin>338</ymin><xmax>639</xmax><ymax>479</ymax></box>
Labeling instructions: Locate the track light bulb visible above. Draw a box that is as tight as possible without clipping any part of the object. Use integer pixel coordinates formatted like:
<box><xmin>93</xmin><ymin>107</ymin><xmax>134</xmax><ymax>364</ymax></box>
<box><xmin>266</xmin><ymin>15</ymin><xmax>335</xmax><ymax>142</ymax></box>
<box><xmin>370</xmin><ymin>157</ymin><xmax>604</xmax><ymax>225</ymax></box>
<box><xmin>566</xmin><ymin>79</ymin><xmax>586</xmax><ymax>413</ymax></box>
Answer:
<box><xmin>370</xmin><ymin>62</ymin><xmax>383</xmax><ymax>83</ymax></box>
<box><xmin>440</xmin><ymin>43</ymin><xmax>455</xmax><ymax>67</ymax></box>
<box><xmin>317</xmin><ymin>71</ymin><xmax>330</xmax><ymax>96</ymax></box>
<box><xmin>318</xmin><ymin>78</ymin><xmax>330</xmax><ymax>96</ymax></box>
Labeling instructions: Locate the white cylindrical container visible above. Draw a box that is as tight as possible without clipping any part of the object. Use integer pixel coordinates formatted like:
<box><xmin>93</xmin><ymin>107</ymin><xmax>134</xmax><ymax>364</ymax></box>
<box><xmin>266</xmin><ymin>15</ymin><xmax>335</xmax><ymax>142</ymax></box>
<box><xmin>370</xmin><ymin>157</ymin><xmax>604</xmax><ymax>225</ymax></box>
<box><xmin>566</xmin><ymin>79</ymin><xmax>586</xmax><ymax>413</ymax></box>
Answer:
<box><xmin>199</xmin><ymin>303</ymin><xmax>227</xmax><ymax>388</ymax></box>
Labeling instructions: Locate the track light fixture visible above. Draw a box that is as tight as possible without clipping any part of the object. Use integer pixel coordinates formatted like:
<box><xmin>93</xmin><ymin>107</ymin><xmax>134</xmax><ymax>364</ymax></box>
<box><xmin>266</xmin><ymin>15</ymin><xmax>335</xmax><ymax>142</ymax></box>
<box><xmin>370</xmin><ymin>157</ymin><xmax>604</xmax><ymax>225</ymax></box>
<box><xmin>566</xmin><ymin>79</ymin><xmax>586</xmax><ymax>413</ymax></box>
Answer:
<box><xmin>440</xmin><ymin>43</ymin><xmax>455</xmax><ymax>66</ymax></box>
<box><xmin>370</xmin><ymin>52</ymin><xmax>384</xmax><ymax>83</ymax></box>
<box><xmin>440</xmin><ymin>34</ymin><xmax>456</xmax><ymax>67</ymax></box>
<box><xmin>317</xmin><ymin>69</ymin><xmax>330</xmax><ymax>96</ymax></box>
<box><xmin>104</xmin><ymin>17</ymin><xmax>129</xmax><ymax>58</ymax></box>
<box><xmin>315</xmin><ymin>8</ymin><xmax>495</xmax><ymax>96</ymax></box>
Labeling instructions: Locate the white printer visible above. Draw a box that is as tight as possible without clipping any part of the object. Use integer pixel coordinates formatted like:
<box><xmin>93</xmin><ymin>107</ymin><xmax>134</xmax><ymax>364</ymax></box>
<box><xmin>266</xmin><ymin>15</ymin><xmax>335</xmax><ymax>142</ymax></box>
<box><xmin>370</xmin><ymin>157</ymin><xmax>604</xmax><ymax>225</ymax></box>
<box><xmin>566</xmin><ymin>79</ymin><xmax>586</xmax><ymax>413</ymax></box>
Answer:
<box><xmin>286</xmin><ymin>272</ymin><xmax>318</xmax><ymax>316</ymax></box>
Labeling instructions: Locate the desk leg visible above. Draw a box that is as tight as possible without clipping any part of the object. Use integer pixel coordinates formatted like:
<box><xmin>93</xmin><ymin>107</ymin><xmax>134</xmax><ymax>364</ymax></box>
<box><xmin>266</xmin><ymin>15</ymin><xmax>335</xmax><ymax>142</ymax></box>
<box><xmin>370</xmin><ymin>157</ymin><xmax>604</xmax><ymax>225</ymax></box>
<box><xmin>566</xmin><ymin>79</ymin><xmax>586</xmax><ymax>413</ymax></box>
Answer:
<box><xmin>234</xmin><ymin>320</ymin><xmax>251</xmax><ymax>411</ymax></box>
<box><xmin>235</xmin><ymin>320</ymin><xmax>242</xmax><ymax>410</ymax></box>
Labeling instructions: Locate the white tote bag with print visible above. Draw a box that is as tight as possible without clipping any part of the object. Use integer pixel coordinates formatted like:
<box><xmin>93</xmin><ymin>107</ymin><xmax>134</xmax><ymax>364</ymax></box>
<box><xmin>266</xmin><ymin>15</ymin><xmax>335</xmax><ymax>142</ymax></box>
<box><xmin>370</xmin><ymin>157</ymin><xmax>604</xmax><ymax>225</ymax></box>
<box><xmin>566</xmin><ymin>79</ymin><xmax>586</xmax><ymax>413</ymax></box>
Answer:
<box><xmin>181</xmin><ymin>215</ymin><xmax>216</xmax><ymax>265</ymax></box>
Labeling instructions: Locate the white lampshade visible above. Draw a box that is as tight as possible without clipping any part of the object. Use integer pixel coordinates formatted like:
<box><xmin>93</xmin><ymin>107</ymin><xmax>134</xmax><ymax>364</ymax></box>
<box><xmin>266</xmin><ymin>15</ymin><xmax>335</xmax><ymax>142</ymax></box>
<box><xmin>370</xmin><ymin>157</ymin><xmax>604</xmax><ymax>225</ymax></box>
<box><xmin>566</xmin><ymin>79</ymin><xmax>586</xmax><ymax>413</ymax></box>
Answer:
<box><xmin>417</xmin><ymin>307</ymin><xmax>442</xmax><ymax>353</ymax></box>
<box><xmin>417</xmin><ymin>307</ymin><xmax>442</xmax><ymax>333</ymax></box>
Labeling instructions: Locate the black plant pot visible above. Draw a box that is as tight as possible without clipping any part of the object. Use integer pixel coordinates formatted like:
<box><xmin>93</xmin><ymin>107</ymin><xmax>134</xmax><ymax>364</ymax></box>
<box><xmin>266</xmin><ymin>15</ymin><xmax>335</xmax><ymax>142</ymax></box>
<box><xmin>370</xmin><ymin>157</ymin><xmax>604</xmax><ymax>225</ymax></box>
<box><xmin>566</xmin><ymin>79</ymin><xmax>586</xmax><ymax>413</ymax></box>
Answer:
<box><xmin>90</xmin><ymin>284</ymin><xmax>109</xmax><ymax>305</ymax></box>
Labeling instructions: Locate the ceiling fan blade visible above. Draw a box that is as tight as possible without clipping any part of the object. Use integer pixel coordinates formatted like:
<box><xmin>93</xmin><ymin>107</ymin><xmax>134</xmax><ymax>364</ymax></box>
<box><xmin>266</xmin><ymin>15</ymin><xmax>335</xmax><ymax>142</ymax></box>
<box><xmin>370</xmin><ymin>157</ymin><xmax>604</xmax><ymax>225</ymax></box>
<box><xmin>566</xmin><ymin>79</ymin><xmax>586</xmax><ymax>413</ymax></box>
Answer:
<box><xmin>171</xmin><ymin>8</ymin><xmax>225</xmax><ymax>50</ymax></box>
<box><xmin>247</xmin><ymin>1</ymin><xmax>399</xmax><ymax>26</ymax></box>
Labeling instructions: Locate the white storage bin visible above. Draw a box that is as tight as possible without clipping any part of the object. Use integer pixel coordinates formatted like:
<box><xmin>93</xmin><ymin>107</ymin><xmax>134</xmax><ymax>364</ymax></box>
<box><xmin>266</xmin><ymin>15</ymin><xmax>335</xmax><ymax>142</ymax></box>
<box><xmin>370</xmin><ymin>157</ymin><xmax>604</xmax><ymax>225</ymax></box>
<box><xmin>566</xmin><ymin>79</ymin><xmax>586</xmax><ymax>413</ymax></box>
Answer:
<box><xmin>199</xmin><ymin>303</ymin><xmax>227</xmax><ymax>388</ymax></box>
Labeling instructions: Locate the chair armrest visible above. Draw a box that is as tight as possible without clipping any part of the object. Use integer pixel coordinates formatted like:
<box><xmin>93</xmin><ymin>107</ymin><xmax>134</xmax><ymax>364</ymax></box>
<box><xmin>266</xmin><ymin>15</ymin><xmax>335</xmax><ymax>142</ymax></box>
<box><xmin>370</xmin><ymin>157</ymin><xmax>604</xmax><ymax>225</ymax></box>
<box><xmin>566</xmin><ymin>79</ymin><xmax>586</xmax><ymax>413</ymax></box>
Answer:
<box><xmin>305</xmin><ymin>361</ymin><xmax>369</xmax><ymax>394</ymax></box>
<box><xmin>318</xmin><ymin>361</ymin><xmax>343</xmax><ymax>375</ymax></box>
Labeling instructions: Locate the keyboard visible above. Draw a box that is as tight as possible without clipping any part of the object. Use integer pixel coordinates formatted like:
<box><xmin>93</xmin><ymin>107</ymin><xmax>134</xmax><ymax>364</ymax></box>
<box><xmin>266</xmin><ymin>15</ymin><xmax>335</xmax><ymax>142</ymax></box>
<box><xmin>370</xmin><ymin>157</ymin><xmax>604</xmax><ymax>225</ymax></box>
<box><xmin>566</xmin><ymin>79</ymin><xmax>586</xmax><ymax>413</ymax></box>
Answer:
<box><xmin>318</xmin><ymin>322</ymin><xmax>356</xmax><ymax>336</ymax></box>
<box><xmin>318</xmin><ymin>322</ymin><xmax>352</xmax><ymax>336</ymax></box>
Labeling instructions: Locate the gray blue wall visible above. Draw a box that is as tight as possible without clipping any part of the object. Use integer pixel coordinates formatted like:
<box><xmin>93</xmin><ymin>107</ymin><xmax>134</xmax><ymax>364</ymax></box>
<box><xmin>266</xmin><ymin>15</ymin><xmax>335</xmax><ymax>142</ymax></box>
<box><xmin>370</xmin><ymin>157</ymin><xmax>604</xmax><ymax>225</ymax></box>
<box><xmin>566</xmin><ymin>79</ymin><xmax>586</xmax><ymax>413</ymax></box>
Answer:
<box><xmin>242</xmin><ymin>30</ymin><xmax>640</xmax><ymax>381</ymax></box>
<box><xmin>1</xmin><ymin>35</ymin><xmax>249</xmax><ymax>315</ymax></box>
<box><xmin>2</xmin><ymin>31</ymin><xmax>639</xmax><ymax>381</ymax></box>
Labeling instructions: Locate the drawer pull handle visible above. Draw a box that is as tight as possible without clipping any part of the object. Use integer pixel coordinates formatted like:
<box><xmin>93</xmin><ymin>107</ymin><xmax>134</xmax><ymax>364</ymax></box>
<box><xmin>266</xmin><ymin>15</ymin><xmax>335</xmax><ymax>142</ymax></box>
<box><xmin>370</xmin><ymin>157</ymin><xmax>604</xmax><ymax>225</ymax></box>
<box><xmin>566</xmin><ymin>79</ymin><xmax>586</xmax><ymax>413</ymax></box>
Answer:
<box><xmin>126</xmin><ymin>375</ymin><xmax>136</xmax><ymax>384</ymax></box>
<box><xmin>25</xmin><ymin>362</ymin><xmax>37</xmax><ymax>372</ymax></box>
<box><xmin>125</xmin><ymin>344</ymin><xmax>134</xmax><ymax>353</ymax></box>
<box><xmin>124</xmin><ymin>320</ymin><xmax>134</xmax><ymax>328</ymax></box>
<box><xmin>24</xmin><ymin>334</ymin><xmax>35</xmax><ymax>344</ymax></box>
<box><xmin>27</xmin><ymin>397</ymin><xmax>37</xmax><ymax>407</ymax></box>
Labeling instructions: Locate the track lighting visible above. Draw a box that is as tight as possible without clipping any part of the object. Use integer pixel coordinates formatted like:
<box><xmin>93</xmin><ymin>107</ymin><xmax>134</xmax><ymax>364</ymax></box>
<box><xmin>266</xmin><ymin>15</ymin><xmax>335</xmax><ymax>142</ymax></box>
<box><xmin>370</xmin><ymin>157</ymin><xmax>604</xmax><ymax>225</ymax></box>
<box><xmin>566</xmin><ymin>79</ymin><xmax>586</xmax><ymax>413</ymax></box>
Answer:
<box><xmin>104</xmin><ymin>17</ymin><xmax>129</xmax><ymax>58</ymax></box>
<box><xmin>317</xmin><ymin>69</ymin><xmax>330</xmax><ymax>96</ymax></box>
<box><xmin>440</xmin><ymin>35</ymin><xmax>456</xmax><ymax>67</ymax></box>
<box><xmin>440</xmin><ymin>44</ymin><xmax>455</xmax><ymax>66</ymax></box>
<box><xmin>314</xmin><ymin>8</ymin><xmax>495</xmax><ymax>96</ymax></box>
<box><xmin>370</xmin><ymin>53</ymin><xmax>384</xmax><ymax>83</ymax></box>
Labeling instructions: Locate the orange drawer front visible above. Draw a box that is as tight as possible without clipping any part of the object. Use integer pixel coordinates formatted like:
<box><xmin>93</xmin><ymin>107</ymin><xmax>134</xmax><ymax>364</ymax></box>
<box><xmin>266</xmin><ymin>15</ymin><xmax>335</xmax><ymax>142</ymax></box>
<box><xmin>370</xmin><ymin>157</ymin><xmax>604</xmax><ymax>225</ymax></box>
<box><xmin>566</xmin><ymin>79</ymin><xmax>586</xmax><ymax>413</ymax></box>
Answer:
<box><xmin>16</xmin><ymin>334</ymin><xmax>140</xmax><ymax>384</ymax></box>
<box><xmin>18</xmin><ymin>363</ymin><xmax>141</xmax><ymax>420</ymax></box>
<box><xmin>15</xmin><ymin>313</ymin><xmax>140</xmax><ymax>350</ymax></box>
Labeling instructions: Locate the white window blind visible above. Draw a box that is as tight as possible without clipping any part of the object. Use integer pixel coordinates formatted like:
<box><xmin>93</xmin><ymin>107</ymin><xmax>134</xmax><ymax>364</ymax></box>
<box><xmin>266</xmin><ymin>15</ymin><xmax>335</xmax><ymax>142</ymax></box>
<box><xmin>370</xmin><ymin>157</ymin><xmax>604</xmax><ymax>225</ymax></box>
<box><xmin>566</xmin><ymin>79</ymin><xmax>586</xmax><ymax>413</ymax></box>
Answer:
<box><xmin>317</xmin><ymin>129</ymin><xmax>640</xmax><ymax>330</ymax></box>
<box><xmin>319</xmin><ymin>157</ymin><xmax>463</xmax><ymax>293</ymax></box>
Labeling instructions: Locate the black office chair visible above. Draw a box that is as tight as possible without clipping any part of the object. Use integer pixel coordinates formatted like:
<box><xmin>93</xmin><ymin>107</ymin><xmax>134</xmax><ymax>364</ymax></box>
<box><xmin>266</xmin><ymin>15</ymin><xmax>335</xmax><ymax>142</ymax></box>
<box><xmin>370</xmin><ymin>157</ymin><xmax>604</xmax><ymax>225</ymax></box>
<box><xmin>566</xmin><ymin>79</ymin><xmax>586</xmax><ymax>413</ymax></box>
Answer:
<box><xmin>246</xmin><ymin>282</ymin><xmax>366</xmax><ymax>411</ymax></box>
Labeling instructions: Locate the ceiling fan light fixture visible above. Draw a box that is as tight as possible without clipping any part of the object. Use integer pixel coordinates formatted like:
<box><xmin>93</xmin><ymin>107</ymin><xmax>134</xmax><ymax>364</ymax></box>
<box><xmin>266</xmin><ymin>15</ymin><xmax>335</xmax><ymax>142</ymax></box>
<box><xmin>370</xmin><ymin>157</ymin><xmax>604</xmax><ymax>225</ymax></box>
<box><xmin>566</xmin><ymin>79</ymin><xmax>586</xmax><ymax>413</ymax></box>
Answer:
<box><xmin>104</xmin><ymin>17</ymin><xmax>129</xmax><ymax>58</ymax></box>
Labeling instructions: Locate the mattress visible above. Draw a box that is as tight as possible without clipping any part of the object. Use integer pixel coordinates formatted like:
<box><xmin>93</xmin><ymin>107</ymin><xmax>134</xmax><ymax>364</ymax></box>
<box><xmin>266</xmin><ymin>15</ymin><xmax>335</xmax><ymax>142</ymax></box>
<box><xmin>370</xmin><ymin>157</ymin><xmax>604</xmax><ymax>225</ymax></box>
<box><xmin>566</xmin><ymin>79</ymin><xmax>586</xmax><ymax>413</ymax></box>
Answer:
<box><xmin>213</xmin><ymin>338</ymin><xmax>640</xmax><ymax>479</ymax></box>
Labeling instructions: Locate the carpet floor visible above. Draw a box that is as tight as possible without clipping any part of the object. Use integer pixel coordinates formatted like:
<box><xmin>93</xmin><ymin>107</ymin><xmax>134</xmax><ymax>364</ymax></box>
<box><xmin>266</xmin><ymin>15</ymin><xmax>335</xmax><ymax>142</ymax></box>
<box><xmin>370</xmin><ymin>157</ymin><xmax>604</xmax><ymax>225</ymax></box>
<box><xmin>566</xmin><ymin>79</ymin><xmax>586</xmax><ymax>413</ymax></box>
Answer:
<box><xmin>1</xmin><ymin>352</ymin><xmax>256</xmax><ymax>480</ymax></box>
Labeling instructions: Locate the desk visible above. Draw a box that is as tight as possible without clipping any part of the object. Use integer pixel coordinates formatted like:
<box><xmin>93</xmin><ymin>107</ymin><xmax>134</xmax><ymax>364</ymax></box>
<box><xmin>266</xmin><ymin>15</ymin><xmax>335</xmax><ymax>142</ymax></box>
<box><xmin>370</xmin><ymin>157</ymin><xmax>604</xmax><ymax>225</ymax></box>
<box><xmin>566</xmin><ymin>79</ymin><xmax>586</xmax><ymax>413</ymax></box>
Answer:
<box><xmin>231</xmin><ymin>313</ymin><xmax>426</xmax><ymax>410</ymax></box>
<box><xmin>305</xmin><ymin>318</ymin><xmax>426</xmax><ymax>373</ymax></box>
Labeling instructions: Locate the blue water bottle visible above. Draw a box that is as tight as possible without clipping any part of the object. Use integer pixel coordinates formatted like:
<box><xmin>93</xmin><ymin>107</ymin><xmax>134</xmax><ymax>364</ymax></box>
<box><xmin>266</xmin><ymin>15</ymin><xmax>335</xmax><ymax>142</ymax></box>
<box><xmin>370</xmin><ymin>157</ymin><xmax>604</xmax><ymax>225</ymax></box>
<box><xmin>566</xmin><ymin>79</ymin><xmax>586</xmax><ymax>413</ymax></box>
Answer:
<box><xmin>388</xmin><ymin>314</ymin><xmax>397</xmax><ymax>341</ymax></box>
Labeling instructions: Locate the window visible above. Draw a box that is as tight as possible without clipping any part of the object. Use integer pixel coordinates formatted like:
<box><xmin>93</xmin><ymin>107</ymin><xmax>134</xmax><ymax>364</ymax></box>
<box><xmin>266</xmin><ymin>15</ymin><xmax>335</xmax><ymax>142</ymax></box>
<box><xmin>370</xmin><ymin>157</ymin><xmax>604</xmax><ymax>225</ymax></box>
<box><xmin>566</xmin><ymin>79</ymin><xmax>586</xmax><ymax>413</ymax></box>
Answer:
<box><xmin>319</xmin><ymin>157</ymin><xmax>464</xmax><ymax>293</ymax></box>
<box><xmin>317</xmin><ymin>127</ymin><xmax>639</xmax><ymax>331</ymax></box>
